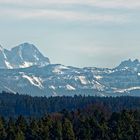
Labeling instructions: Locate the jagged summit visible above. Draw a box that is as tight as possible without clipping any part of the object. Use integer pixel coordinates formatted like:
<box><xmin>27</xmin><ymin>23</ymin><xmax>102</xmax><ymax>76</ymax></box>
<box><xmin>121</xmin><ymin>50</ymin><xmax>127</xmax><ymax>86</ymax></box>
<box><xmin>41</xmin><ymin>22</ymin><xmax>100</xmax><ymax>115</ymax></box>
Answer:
<box><xmin>0</xmin><ymin>43</ymin><xmax>50</xmax><ymax>69</ymax></box>
<box><xmin>12</xmin><ymin>42</ymin><xmax>37</xmax><ymax>50</ymax></box>
<box><xmin>116</xmin><ymin>59</ymin><xmax>140</xmax><ymax>70</ymax></box>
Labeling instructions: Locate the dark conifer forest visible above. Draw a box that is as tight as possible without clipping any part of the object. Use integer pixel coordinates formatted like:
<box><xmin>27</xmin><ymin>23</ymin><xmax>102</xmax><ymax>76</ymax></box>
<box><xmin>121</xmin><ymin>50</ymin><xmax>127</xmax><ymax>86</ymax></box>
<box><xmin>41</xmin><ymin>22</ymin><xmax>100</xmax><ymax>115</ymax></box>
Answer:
<box><xmin>0</xmin><ymin>92</ymin><xmax>140</xmax><ymax>139</ymax></box>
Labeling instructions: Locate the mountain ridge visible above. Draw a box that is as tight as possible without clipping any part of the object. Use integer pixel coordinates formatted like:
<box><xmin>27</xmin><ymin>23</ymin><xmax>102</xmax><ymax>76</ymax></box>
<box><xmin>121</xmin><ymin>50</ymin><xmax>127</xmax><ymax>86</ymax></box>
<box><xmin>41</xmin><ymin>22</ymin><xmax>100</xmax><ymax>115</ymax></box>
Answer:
<box><xmin>0</xmin><ymin>60</ymin><xmax>140</xmax><ymax>97</ymax></box>
<box><xmin>0</xmin><ymin>43</ymin><xmax>140</xmax><ymax>97</ymax></box>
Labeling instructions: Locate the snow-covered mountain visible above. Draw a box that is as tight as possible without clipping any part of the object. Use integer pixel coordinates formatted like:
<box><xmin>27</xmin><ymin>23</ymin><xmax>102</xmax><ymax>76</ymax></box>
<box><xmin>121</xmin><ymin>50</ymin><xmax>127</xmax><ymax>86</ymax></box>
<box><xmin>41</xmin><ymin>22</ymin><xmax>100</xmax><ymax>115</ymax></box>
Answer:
<box><xmin>0</xmin><ymin>43</ymin><xmax>140</xmax><ymax>97</ymax></box>
<box><xmin>0</xmin><ymin>43</ymin><xmax>50</xmax><ymax>69</ymax></box>
<box><xmin>0</xmin><ymin>64</ymin><xmax>108</xmax><ymax>96</ymax></box>
<box><xmin>0</xmin><ymin>59</ymin><xmax>140</xmax><ymax>97</ymax></box>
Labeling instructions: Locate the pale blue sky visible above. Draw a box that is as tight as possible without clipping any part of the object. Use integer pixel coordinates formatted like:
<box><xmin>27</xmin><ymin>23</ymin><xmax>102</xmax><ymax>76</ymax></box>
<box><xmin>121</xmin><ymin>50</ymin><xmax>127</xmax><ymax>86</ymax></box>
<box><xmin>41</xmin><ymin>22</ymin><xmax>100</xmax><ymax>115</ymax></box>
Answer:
<box><xmin>0</xmin><ymin>0</ymin><xmax>140</xmax><ymax>68</ymax></box>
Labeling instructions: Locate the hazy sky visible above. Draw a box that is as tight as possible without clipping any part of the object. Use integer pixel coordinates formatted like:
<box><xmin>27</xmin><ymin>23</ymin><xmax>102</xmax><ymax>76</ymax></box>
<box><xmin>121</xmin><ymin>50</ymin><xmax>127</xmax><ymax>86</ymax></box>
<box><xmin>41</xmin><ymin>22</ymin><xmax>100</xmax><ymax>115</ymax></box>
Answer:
<box><xmin>0</xmin><ymin>0</ymin><xmax>140</xmax><ymax>68</ymax></box>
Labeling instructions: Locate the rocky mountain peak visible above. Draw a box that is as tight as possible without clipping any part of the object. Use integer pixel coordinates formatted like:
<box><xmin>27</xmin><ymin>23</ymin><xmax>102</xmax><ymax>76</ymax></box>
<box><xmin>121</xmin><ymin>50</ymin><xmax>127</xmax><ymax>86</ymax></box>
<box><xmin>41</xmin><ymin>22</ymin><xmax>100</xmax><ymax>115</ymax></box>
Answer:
<box><xmin>116</xmin><ymin>59</ymin><xmax>140</xmax><ymax>70</ymax></box>
<box><xmin>0</xmin><ymin>43</ymin><xmax>50</xmax><ymax>69</ymax></box>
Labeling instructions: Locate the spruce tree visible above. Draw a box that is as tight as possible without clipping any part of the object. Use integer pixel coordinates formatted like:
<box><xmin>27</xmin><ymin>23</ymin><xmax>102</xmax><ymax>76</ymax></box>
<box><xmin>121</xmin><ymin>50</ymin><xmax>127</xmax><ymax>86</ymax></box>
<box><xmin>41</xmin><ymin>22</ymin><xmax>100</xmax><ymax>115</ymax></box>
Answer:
<box><xmin>15</xmin><ymin>127</ymin><xmax>25</xmax><ymax>140</ymax></box>
<box><xmin>62</xmin><ymin>118</ymin><xmax>75</xmax><ymax>140</ymax></box>
<box><xmin>0</xmin><ymin>117</ymin><xmax>6</xmax><ymax>139</ymax></box>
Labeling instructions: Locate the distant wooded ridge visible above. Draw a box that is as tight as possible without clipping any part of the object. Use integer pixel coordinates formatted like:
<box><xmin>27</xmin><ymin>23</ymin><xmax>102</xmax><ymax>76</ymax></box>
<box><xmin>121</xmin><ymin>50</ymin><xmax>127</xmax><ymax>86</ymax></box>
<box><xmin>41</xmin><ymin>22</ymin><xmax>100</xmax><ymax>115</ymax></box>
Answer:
<box><xmin>0</xmin><ymin>91</ymin><xmax>140</xmax><ymax>117</ymax></box>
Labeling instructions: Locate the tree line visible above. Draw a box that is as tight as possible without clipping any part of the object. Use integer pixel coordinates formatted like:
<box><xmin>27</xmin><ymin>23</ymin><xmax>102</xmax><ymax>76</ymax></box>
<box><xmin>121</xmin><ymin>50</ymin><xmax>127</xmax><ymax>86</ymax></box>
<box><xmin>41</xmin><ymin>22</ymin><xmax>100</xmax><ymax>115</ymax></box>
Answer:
<box><xmin>0</xmin><ymin>92</ymin><xmax>140</xmax><ymax>139</ymax></box>
<box><xmin>0</xmin><ymin>91</ymin><xmax>140</xmax><ymax>117</ymax></box>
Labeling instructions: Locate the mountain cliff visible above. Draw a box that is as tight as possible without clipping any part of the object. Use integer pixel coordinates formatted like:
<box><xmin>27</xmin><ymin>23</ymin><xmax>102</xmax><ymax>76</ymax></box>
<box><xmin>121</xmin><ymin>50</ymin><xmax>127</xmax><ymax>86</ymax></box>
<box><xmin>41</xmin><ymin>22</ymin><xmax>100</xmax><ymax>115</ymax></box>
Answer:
<box><xmin>0</xmin><ymin>43</ymin><xmax>50</xmax><ymax>69</ymax></box>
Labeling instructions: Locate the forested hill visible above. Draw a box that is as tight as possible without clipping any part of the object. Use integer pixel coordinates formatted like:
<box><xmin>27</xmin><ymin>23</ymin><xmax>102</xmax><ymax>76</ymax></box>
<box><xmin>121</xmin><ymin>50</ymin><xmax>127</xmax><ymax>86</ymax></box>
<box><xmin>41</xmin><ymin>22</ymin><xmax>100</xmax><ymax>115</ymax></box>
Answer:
<box><xmin>0</xmin><ymin>91</ymin><xmax>140</xmax><ymax>117</ymax></box>
<box><xmin>0</xmin><ymin>92</ymin><xmax>140</xmax><ymax>139</ymax></box>
<box><xmin>0</xmin><ymin>102</ymin><xmax>140</xmax><ymax>139</ymax></box>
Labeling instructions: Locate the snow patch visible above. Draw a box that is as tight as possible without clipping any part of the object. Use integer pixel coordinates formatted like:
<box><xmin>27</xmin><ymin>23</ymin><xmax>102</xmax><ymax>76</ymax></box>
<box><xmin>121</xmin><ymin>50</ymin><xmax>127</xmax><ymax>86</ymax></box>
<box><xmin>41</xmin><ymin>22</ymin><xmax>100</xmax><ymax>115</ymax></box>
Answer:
<box><xmin>3</xmin><ymin>85</ymin><xmax>17</xmax><ymax>94</ymax></box>
<box><xmin>52</xmin><ymin>92</ymin><xmax>57</xmax><ymax>97</ymax></box>
<box><xmin>100</xmin><ymin>93</ymin><xmax>106</xmax><ymax>97</ymax></box>
<box><xmin>34</xmin><ymin>54</ymin><xmax>39</xmax><ymax>61</ymax></box>
<box><xmin>0</xmin><ymin>48</ymin><xmax>13</xmax><ymax>69</ymax></box>
<box><xmin>5</xmin><ymin>61</ymin><xmax>13</xmax><ymax>69</ymax></box>
<box><xmin>22</xmin><ymin>73</ymin><xmax>44</xmax><ymax>89</ymax></box>
<box><xmin>91</xmin><ymin>80</ymin><xmax>105</xmax><ymax>91</ymax></box>
<box><xmin>66</xmin><ymin>84</ymin><xmax>75</xmax><ymax>90</ymax></box>
<box><xmin>78</xmin><ymin>76</ymin><xmax>88</xmax><ymax>85</ymax></box>
<box><xmin>53</xmin><ymin>65</ymin><xmax>69</xmax><ymax>74</ymax></box>
<box><xmin>94</xmin><ymin>75</ymin><xmax>102</xmax><ymax>80</ymax></box>
<box><xmin>138</xmin><ymin>73</ymin><xmax>140</xmax><ymax>76</ymax></box>
<box><xmin>49</xmin><ymin>85</ymin><xmax>56</xmax><ymax>90</ymax></box>
<box><xmin>19</xmin><ymin>62</ymin><xmax>33</xmax><ymax>68</ymax></box>
<box><xmin>2</xmin><ymin>51</ymin><xmax>7</xmax><ymax>59</ymax></box>
<box><xmin>115</xmin><ymin>87</ymin><xmax>140</xmax><ymax>93</ymax></box>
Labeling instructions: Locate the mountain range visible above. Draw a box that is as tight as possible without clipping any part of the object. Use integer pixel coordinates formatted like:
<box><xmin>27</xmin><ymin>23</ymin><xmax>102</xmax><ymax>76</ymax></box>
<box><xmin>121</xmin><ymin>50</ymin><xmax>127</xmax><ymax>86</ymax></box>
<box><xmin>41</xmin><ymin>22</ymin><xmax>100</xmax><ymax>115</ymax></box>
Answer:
<box><xmin>0</xmin><ymin>43</ymin><xmax>140</xmax><ymax>97</ymax></box>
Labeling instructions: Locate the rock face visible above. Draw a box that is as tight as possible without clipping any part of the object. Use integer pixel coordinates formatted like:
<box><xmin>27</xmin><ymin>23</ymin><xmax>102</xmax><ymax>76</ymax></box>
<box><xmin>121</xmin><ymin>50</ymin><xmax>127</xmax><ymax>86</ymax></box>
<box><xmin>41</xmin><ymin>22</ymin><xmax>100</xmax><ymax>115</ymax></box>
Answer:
<box><xmin>0</xmin><ymin>43</ymin><xmax>140</xmax><ymax>97</ymax></box>
<box><xmin>0</xmin><ymin>43</ymin><xmax>50</xmax><ymax>69</ymax></box>
<box><xmin>116</xmin><ymin>59</ymin><xmax>140</xmax><ymax>70</ymax></box>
